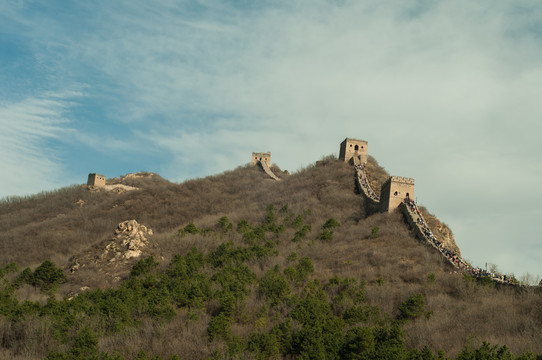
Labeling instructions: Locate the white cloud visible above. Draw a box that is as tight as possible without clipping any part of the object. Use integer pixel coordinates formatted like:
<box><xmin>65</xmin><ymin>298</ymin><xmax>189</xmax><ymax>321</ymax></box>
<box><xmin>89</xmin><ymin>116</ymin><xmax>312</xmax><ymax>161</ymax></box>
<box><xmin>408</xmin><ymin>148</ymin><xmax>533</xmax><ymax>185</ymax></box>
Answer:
<box><xmin>74</xmin><ymin>3</ymin><xmax>542</xmax><ymax>278</ymax></box>
<box><xmin>0</xmin><ymin>93</ymin><xmax>74</xmax><ymax>198</ymax></box>
<box><xmin>2</xmin><ymin>0</ymin><xmax>542</xmax><ymax>276</ymax></box>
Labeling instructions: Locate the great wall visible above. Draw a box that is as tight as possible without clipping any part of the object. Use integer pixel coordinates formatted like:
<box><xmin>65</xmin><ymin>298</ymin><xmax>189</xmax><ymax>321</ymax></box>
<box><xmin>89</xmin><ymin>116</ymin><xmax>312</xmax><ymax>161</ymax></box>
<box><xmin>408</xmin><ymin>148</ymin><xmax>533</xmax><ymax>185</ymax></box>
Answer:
<box><xmin>86</xmin><ymin>138</ymin><xmax>517</xmax><ymax>285</ymax></box>
<box><xmin>252</xmin><ymin>152</ymin><xmax>281</xmax><ymax>181</ymax></box>
<box><xmin>342</xmin><ymin>138</ymin><xmax>517</xmax><ymax>285</ymax></box>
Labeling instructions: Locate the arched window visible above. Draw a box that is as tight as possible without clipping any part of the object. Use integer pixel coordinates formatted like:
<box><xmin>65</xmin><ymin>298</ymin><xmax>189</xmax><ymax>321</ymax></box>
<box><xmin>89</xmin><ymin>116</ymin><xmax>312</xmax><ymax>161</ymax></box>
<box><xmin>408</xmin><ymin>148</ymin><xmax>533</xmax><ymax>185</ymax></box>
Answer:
<box><xmin>355</xmin><ymin>145</ymin><xmax>359</xmax><ymax>151</ymax></box>
<box><xmin>394</xmin><ymin>191</ymin><xmax>398</xmax><ymax>196</ymax></box>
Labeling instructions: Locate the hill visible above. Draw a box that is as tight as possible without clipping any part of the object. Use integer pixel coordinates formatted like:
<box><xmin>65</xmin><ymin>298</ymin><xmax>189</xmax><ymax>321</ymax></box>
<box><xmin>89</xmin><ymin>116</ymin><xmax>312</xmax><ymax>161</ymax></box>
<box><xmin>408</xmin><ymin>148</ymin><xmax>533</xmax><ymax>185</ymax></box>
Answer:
<box><xmin>0</xmin><ymin>155</ymin><xmax>541</xmax><ymax>360</ymax></box>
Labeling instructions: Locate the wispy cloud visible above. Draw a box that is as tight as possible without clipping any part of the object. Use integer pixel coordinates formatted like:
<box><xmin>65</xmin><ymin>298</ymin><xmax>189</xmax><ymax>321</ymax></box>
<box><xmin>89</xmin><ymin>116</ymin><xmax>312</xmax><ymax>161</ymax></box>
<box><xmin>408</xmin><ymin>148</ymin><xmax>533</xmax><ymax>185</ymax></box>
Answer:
<box><xmin>0</xmin><ymin>93</ymin><xmax>75</xmax><ymax>197</ymax></box>
<box><xmin>1</xmin><ymin>0</ymin><xmax>542</xmax><ymax>276</ymax></box>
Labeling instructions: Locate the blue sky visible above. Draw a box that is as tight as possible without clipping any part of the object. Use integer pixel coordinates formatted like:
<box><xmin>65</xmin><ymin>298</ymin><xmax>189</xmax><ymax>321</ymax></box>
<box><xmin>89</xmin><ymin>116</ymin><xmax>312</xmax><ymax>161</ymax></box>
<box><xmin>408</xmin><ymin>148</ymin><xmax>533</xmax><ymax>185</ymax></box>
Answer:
<box><xmin>1</xmin><ymin>0</ymin><xmax>542</xmax><ymax>281</ymax></box>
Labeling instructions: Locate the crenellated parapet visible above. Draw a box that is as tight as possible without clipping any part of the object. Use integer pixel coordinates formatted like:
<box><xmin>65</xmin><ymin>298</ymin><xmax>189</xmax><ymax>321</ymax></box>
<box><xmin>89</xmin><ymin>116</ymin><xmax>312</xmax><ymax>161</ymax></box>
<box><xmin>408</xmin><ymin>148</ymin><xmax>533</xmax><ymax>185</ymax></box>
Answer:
<box><xmin>380</xmin><ymin>176</ymin><xmax>415</xmax><ymax>192</ymax></box>
<box><xmin>388</xmin><ymin>176</ymin><xmax>414</xmax><ymax>185</ymax></box>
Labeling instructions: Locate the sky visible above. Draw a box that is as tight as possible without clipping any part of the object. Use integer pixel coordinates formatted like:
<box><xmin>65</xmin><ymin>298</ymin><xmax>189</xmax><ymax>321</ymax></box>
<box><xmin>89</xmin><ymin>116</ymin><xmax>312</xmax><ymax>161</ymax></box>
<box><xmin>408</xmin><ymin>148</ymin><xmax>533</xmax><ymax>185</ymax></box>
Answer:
<box><xmin>1</xmin><ymin>0</ymin><xmax>541</xmax><ymax>281</ymax></box>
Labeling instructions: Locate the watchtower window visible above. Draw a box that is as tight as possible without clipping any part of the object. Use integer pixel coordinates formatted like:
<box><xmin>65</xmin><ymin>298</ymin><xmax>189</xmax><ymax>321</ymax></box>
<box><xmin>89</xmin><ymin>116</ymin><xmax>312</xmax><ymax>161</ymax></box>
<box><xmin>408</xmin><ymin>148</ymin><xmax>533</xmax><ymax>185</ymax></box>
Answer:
<box><xmin>406</xmin><ymin>192</ymin><xmax>410</xmax><ymax>198</ymax></box>
<box><xmin>354</xmin><ymin>145</ymin><xmax>359</xmax><ymax>151</ymax></box>
<box><xmin>394</xmin><ymin>191</ymin><xmax>398</xmax><ymax>196</ymax></box>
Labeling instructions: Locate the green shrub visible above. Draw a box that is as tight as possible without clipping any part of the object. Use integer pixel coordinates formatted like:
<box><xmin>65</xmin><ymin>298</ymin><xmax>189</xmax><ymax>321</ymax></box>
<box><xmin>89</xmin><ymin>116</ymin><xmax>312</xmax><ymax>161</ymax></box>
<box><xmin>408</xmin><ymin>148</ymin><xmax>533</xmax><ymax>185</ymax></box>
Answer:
<box><xmin>15</xmin><ymin>267</ymin><xmax>34</xmax><ymax>286</ymax></box>
<box><xmin>248</xmin><ymin>332</ymin><xmax>282</xmax><ymax>360</ymax></box>
<box><xmin>370</xmin><ymin>226</ymin><xmax>380</xmax><ymax>239</ymax></box>
<box><xmin>178</xmin><ymin>222</ymin><xmax>199</xmax><ymax>236</ymax></box>
<box><xmin>217</xmin><ymin>216</ymin><xmax>231</xmax><ymax>230</ymax></box>
<box><xmin>340</xmin><ymin>326</ymin><xmax>376</xmax><ymax>358</ymax></box>
<box><xmin>318</xmin><ymin>229</ymin><xmax>334</xmax><ymax>242</ymax></box>
<box><xmin>292</xmin><ymin>225</ymin><xmax>311</xmax><ymax>242</ymax></box>
<box><xmin>287</xmin><ymin>252</ymin><xmax>298</xmax><ymax>262</ymax></box>
<box><xmin>290</xmin><ymin>214</ymin><xmax>304</xmax><ymax>229</ymax></box>
<box><xmin>71</xmin><ymin>326</ymin><xmax>99</xmax><ymax>358</ymax></box>
<box><xmin>284</xmin><ymin>258</ymin><xmax>315</xmax><ymax>286</ymax></box>
<box><xmin>236</xmin><ymin>219</ymin><xmax>251</xmax><ymax>233</ymax></box>
<box><xmin>208</xmin><ymin>312</ymin><xmax>233</xmax><ymax>341</ymax></box>
<box><xmin>212</xmin><ymin>264</ymin><xmax>256</xmax><ymax>299</ymax></box>
<box><xmin>398</xmin><ymin>293</ymin><xmax>426</xmax><ymax>320</ymax></box>
<box><xmin>371</xmin><ymin>325</ymin><xmax>408</xmax><ymax>359</ymax></box>
<box><xmin>322</xmin><ymin>218</ymin><xmax>340</xmax><ymax>230</ymax></box>
<box><xmin>259</xmin><ymin>265</ymin><xmax>291</xmax><ymax>306</ymax></box>
<box><xmin>318</xmin><ymin>218</ymin><xmax>341</xmax><ymax>242</ymax></box>
<box><xmin>290</xmin><ymin>280</ymin><xmax>345</xmax><ymax>359</ymax></box>
<box><xmin>456</xmin><ymin>341</ymin><xmax>519</xmax><ymax>360</ymax></box>
<box><xmin>0</xmin><ymin>262</ymin><xmax>19</xmax><ymax>277</ymax></box>
<box><xmin>31</xmin><ymin>260</ymin><xmax>66</xmax><ymax>292</ymax></box>
<box><xmin>296</xmin><ymin>257</ymin><xmax>314</xmax><ymax>283</ymax></box>
<box><xmin>131</xmin><ymin>256</ymin><xmax>159</xmax><ymax>277</ymax></box>
<box><xmin>264</xmin><ymin>204</ymin><xmax>277</xmax><ymax>227</ymax></box>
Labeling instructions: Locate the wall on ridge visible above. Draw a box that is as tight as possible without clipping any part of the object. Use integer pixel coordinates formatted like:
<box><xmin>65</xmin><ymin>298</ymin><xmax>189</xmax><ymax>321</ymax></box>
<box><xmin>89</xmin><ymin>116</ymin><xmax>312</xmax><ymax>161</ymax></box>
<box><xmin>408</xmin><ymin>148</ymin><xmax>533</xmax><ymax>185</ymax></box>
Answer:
<box><xmin>354</xmin><ymin>167</ymin><xmax>380</xmax><ymax>215</ymax></box>
<box><xmin>259</xmin><ymin>161</ymin><xmax>281</xmax><ymax>181</ymax></box>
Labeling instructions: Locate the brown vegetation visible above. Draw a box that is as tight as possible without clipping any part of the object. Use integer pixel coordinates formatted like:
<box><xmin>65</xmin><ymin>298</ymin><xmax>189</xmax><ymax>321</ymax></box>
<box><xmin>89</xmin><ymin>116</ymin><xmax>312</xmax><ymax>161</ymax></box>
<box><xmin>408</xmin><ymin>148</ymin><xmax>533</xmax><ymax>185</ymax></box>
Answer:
<box><xmin>0</xmin><ymin>155</ymin><xmax>541</xmax><ymax>359</ymax></box>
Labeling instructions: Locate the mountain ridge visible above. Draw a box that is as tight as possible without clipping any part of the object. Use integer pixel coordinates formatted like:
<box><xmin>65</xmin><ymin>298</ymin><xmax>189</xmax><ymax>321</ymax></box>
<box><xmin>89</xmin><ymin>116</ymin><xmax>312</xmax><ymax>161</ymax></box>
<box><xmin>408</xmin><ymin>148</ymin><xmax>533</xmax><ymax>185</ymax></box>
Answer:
<box><xmin>0</xmin><ymin>154</ymin><xmax>541</xmax><ymax>359</ymax></box>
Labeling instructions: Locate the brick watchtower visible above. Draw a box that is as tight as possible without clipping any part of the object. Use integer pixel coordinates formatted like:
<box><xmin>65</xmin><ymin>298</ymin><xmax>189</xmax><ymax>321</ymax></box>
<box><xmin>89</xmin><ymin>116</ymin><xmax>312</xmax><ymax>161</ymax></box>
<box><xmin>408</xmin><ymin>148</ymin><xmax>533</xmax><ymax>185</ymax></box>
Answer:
<box><xmin>87</xmin><ymin>173</ymin><xmax>106</xmax><ymax>188</ymax></box>
<box><xmin>339</xmin><ymin>138</ymin><xmax>368</xmax><ymax>165</ymax></box>
<box><xmin>380</xmin><ymin>176</ymin><xmax>414</xmax><ymax>212</ymax></box>
<box><xmin>252</xmin><ymin>152</ymin><xmax>271</xmax><ymax>166</ymax></box>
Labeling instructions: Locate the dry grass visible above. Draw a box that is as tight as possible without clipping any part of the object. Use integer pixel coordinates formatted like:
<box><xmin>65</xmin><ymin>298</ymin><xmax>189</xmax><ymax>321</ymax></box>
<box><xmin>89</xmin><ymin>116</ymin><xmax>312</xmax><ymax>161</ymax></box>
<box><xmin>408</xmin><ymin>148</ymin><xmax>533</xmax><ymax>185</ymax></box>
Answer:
<box><xmin>1</xmin><ymin>155</ymin><xmax>541</xmax><ymax>358</ymax></box>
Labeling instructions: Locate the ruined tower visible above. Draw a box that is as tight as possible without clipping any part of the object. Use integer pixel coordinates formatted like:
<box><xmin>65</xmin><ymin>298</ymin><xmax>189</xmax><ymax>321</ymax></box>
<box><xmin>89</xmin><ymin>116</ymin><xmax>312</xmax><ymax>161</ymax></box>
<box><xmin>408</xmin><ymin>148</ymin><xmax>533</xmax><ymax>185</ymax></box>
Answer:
<box><xmin>252</xmin><ymin>152</ymin><xmax>271</xmax><ymax>167</ymax></box>
<box><xmin>339</xmin><ymin>138</ymin><xmax>368</xmax><ymax>165</ymax></box>
<box><xmin>380</xmin><ymin>176</ymin><xmax>415</xmax><ymax>212</ymax></box>
<box><xmin>87</xmin><ymin>173</ymin><xmax>106</xmax><ymax>188</ymax></box>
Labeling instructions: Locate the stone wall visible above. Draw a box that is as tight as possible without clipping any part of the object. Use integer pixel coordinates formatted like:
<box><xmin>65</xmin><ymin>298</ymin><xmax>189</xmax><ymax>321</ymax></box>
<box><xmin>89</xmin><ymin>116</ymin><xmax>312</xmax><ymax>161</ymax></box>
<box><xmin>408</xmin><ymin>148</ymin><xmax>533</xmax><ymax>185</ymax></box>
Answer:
<box><xmin>354</xmin><ymin>165</ymin><xmax>380</xmax><ymax>214</ymax></box>
<box><xmin>399</xmin><ymin>202</ymin><xmax>444</xmax><ymax>254</ymax></box>
<box><xmin>260</xmin><ymin>161</ymin><xmax>281</xmax><ymax>181</ymax></box>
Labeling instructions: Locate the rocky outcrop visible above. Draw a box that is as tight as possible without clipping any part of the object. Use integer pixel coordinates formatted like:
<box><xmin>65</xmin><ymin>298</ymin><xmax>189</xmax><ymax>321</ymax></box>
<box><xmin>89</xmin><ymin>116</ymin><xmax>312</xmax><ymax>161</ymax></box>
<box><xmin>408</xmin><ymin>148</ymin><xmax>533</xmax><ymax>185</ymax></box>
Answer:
<box><xmin>102</xmin><ymin>220</ymin><xmax>154</xmax><ymax>260</ymax></box>
<box><xmin>69</xmin><ymin>220</ymin><xmax>154</xmax><ymax>275</ymax></box>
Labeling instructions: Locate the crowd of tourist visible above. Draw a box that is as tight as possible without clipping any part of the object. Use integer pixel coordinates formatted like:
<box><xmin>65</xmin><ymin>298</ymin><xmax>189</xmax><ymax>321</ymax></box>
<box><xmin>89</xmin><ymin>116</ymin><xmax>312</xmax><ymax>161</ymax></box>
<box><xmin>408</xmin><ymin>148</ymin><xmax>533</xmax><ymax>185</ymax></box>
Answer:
<box><xmin>354</xmin><ymin>165</ymin><xmax>516</xmax><ymax>285</ymax></box>
<box><xmin>403</xmin><ymin>198</ymin><xmax>516</xmax><ymax>284</ymax></box>
<box><xmin>354</xmin><ymin>165</ymin><xmax>380</xmax><ymax>202</ymax></box>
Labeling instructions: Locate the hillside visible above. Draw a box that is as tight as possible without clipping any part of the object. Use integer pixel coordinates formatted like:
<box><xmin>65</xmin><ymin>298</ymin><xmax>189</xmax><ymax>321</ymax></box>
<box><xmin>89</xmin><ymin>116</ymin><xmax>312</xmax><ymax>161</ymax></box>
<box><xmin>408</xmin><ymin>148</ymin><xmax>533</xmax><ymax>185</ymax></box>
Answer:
<box><xmin>0</xmin><ymin>155</ymin><xmax>541</xmax><ymax>360</ymax></box>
